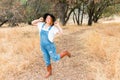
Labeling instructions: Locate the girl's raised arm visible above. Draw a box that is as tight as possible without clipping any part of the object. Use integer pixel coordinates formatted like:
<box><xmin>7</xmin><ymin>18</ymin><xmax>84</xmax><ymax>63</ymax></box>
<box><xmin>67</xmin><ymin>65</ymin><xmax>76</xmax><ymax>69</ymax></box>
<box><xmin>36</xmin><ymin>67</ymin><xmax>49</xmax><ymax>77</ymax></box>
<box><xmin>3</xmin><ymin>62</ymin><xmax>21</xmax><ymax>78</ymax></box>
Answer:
<box><xmin>54</xmin><ymin>21</ymin><xmax>63</xmax><ymax>35</ymax></box>
<box><xmin>31</xmin><ymin>17</ymin><xmax>43</xmax><ymax>26</ymax></box>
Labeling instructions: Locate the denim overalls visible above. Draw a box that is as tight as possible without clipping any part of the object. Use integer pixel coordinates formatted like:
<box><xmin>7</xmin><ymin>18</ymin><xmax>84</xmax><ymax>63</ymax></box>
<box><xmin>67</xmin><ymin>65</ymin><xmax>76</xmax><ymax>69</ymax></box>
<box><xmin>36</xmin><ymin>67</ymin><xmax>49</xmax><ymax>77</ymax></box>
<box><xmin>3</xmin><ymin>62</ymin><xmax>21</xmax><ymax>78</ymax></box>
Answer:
<box><xmin>40</xmin><ymin>23</ymin><xmax>60</xmax><ymax>66</ymax></box>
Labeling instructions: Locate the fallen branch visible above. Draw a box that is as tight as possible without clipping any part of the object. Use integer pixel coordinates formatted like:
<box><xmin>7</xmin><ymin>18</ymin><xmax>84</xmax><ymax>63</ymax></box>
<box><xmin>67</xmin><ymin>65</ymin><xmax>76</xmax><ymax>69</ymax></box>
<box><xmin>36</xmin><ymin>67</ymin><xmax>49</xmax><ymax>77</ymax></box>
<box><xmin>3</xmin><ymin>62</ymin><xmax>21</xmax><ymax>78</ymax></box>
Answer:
<box><xmin>0</xmin><ymin>19</ymin><xmax>9</xmax><ymax>27</ymax></box>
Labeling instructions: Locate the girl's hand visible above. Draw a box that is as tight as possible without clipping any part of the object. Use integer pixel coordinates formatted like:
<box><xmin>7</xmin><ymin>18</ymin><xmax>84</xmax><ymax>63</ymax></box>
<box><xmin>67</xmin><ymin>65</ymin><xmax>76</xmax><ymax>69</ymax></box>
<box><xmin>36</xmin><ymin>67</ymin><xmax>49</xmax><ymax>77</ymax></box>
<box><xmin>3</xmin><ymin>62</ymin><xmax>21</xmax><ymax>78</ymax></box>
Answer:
<box><xmin>54</xmin><ymin>21</ymin><xmax>60</xmax><ymax>27</ymax></box>
<box><xmin>31</xmin><ymin>17</ymin><xmax>44</xmax><ymax>26</ymax></box>
<box><xmin>54</xmin><ymin>21</ymin><xmax>63</xmax><ymax>34</ymax></box>
<box><xmin>39</xmin><ymin>17</ymin><xmax>44</xmax><ymax>22</ymax></box>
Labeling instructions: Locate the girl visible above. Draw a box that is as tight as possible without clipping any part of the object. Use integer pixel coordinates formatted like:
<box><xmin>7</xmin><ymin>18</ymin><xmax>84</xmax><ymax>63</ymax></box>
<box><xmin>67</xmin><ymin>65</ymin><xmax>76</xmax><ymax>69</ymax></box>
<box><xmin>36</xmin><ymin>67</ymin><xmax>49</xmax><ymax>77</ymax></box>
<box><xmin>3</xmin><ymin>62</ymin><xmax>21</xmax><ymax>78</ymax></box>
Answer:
<box><xmin>31</xmin><ymin>13</ymin><xmax>71</xmax><ymax>78</ymax></box>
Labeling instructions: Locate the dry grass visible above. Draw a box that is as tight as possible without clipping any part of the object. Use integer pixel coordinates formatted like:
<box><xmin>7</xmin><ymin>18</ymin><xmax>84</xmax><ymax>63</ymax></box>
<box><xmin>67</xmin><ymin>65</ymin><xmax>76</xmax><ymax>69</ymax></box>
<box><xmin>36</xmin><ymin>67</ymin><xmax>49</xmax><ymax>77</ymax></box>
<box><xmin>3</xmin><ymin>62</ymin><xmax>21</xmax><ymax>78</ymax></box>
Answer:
<box><xmin>0</xmin><ymin>22</ymin><xmax>120</xmax><ymax>80</ymax></box>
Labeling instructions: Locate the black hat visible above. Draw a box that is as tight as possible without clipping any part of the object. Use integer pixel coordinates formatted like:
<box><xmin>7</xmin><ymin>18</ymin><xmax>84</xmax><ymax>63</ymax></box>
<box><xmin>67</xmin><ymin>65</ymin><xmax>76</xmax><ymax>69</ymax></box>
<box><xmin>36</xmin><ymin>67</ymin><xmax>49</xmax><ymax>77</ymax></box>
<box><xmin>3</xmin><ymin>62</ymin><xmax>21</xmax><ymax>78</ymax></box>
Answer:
<box><xmin>43</xmin><ymin>13</ymin><xmax>56</xmax><ymax>25</ymax></box>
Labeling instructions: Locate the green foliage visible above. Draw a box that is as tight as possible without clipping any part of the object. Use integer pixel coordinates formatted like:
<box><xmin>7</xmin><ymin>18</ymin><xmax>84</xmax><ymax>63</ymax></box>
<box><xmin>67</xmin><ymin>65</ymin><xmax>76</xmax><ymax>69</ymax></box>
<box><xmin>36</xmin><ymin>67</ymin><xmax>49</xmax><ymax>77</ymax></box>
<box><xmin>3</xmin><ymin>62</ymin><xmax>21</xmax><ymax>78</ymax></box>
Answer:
<box><xmin>23</xmin><ymin>0</ymin><xmax>53</xmax><ymax>24</ymax></box>
<box><xmin>20</xmin><ymin>0</ymin><xmax>27</xmax><ymax>5</ymax></box>
<box><xmin>59</xmin><ymin>0</ymin><xmax>66</xmax><ymax>3</ymax></box>
<box><xmin>103</xmin><ymin>4</ymin><xmax>120</xmax><ymax>17</ymax></box>
<box><xmin>1</xmin><ymin>0</ymin><xmax>120</xmax><ymax>26</ymax></box>
<box><xmin>114</xmin><ymin>4</ymin><xmax>120</xmax><ymax>15</ymax></box>
<box><xmin>103</xmin><ymin>6</ymin><xmax>115</xmax><ymax>17</ymax></box>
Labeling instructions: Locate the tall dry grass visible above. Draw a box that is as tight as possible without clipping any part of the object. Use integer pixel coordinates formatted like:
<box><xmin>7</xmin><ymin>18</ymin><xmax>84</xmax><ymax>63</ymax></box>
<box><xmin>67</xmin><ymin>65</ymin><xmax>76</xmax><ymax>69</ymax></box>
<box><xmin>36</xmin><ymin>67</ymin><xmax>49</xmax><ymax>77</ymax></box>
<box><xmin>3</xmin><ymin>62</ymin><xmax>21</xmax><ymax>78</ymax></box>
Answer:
<box><xmin>0</xmin><ymin>22</ymin><xmax>120</xmax><ymax>80</ymax></box>
<box><xmin>0</xmin><ymin>25</ymin><xmax>44</xmax><ymax>80</ymax></box>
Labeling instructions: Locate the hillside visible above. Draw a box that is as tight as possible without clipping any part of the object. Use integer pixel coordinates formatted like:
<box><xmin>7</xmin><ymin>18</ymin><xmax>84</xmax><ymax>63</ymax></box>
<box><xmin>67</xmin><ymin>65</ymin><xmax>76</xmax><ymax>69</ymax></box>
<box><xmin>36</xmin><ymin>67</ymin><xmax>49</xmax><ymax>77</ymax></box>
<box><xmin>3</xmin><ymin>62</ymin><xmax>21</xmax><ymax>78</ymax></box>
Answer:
<box><xmin>0</xmin><ymin>22</ymin><xmax>120</xmax><ymax>80</ymax></box>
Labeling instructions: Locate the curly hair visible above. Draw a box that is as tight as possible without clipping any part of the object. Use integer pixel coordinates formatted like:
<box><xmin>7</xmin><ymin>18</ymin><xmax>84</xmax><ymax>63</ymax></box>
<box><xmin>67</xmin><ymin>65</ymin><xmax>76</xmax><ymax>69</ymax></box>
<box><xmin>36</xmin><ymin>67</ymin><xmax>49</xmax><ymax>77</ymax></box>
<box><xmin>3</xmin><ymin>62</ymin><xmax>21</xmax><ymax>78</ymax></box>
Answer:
<box><xmin>43</xmin><ymin>13</ymin><xmax>56</xmax><ymax>25</ymax></box>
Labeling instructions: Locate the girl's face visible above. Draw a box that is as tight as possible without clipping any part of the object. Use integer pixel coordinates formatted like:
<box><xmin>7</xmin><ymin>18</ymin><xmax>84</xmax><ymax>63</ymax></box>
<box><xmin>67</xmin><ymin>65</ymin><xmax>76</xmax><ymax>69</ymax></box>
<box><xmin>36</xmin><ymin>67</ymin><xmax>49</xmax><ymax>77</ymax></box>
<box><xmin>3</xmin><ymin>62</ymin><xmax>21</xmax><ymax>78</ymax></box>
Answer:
<box><xmin>45</xmin><ymin>15</ymin><xmax>53</xmax><ymax>25</ymax></box>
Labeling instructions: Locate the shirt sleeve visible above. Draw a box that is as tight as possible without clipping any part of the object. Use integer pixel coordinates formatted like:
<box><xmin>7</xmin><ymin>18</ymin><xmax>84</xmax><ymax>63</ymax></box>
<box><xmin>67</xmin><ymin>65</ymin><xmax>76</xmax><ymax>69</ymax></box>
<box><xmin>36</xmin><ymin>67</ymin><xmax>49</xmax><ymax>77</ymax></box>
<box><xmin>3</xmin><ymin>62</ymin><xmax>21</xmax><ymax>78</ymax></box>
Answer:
<box><xmin>48</xmin><ymin>26</ymin><xmax>59</xmax><ymax>42</ymax></box>
<box><xmin>51</xmin><ymin>26</ymin><xmax>59</xmax><ymax>35</ymax></box>
<box><xmin>37</xmin><ymin>22</ymin><xmax>44</xmax><ymax>32</ymax></box>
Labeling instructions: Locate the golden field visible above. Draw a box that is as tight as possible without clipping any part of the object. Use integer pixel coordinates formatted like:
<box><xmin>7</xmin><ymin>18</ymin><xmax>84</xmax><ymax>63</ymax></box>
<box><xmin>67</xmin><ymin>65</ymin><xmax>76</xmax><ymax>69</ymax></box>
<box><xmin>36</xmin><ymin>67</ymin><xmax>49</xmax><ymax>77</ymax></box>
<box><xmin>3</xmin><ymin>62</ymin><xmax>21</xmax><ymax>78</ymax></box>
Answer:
<box><xmin>0</xmin><ymin>22</ymin><xmax>120</xmax><ymax>80</ymax></box>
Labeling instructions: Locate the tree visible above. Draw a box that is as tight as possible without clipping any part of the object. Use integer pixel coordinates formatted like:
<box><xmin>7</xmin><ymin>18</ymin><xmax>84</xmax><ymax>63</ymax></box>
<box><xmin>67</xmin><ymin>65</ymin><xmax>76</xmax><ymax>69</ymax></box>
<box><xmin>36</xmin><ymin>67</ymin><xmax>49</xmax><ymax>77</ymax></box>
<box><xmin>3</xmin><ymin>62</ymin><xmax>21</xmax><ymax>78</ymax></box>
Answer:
<box><xmin>72</xmin><ymin>0</ymin><xmax>85</xmax><ymax>25</ymax></box>
<box><xmin>54</xmin><ymin>0</ymin><xmax>85</xmax><ymax>26</ymax></box>
<box><xmin>0</xmin><ymin>0</ymin><xmax>53</xmax><ymax>26</ymax></box>
<box><xmin>24</xmin><ymin>0</ymin><xmax>53</xmax><ymax>24</ymax></box>
<box><xmin>0</xmin><ymin>0</ymin><xmax>26</xmax><ymax>26</ymax></box>
<box><xmin>0</xmin><ymin>0</ymin><xmax>120</xmax><ymax>27</ymax></box>
<box><xmin>86</xmin><ymin>0</ymin><xmax>119</xmax><ymax>26</ymax></box>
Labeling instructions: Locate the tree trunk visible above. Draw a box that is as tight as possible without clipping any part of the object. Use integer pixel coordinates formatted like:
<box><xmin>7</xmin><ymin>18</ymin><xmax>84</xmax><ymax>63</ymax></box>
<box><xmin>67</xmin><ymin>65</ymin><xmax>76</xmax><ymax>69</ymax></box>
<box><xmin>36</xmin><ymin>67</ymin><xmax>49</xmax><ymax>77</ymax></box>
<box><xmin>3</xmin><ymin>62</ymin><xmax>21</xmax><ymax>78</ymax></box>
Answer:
<box><xmin>63</xmin><ymin>8</ymin><xmax>75</xmax><ymax>26</ymax></box>
<box><xmin>0</xmin><ymin>20</ymin><xmax>9</xmax><ymax>27</ymax></box>
<box><xmin>72</xmin><ymin>8</ymin><xmax>81</xmax><ymax>25</ymax></box>
<box><xmin>93</xmin><ymin>17</ymin><xmax>98</xmax><ymax>23</ymax></box>
<box><xmin>56</xmin><ymin>2</ymin><xmax>68</xmax><ymax>26</ymax></box>
<box><xmin>87</xmin><ymin>0</ymin><xmax>95</xmax><ymax>26</ymax></box>
<box><xmin>60</xmin><ymin>15</ymin><xmax>66</xmax><ymax>26</ymax></box>
<box><xmin>88</xmin><ymin>15</ymin><xmax>93</xmax><ymax>26</ymax></box>
<box><xmin>77</xmin><ymin>8</ymin><xmax>80</xmax><ymax>25</ymax></box>
<box><xmin>81</xmin><ymin>3</ymin><xmax>84</xmax><ymax>25</ymax></box>
<box><xmin>73</xmin><ymin>12</ymin><xmax>76</xmax><ymax>24</ymax></box>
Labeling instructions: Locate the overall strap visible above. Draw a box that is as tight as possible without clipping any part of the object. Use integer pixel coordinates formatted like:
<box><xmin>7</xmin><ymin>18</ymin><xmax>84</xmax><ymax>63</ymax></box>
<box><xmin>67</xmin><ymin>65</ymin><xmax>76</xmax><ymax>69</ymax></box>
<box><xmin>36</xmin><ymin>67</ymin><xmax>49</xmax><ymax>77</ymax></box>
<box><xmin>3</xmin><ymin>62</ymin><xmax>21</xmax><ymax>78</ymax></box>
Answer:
<box><xmin>42</xmin><ymin>23</ymin><xmax>53</xmax><ymax>31</ymax></box>
<box><xmin>48</xmin><ymin>26</ymin><xmax>53</xmax><ymax>31</ymax></box>
<box><xmin>42</xmin><ymin>23</ymin><xmax>45</xmax><ymax>28</ymax></box>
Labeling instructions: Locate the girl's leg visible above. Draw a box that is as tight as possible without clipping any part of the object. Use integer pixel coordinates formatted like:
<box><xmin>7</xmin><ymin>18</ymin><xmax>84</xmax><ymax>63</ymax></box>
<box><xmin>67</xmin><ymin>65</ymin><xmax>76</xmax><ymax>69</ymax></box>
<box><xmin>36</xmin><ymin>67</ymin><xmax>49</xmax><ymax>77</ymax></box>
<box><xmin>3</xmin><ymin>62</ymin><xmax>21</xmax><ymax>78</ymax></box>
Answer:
<box><xmin>45</xmin><ymin>51</ymin><xmax>71</xmax><ymax>78</ymax></box>
<box><xmin>41</xmin><ymin>47</ymin><xmax>52</xmax><ymax>78</ymax></box>
<box><xmin>46</xmin><ymin>44</ymin><xmax>71</xmax><ymax>61</ymax></box>
<box><xmin>60</xmin><ymin>50</ymin><xmax>71</xmax><ymax>58</ymax></box>
<box><xmin>45</xmin><ymin>64</ymin><xmax>52</xmax><ymax>78</ymax></box>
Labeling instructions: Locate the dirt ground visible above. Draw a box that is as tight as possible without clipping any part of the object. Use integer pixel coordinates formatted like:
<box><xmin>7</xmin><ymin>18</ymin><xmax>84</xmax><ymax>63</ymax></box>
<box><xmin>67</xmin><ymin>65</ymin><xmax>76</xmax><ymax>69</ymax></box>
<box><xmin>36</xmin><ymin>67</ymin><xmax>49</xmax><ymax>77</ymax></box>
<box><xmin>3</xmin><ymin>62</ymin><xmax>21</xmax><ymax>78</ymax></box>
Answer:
<box><xmin>0</xmin><ymin>21</ymin><xmax>120</xmax><ymax>80</ymax></box>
